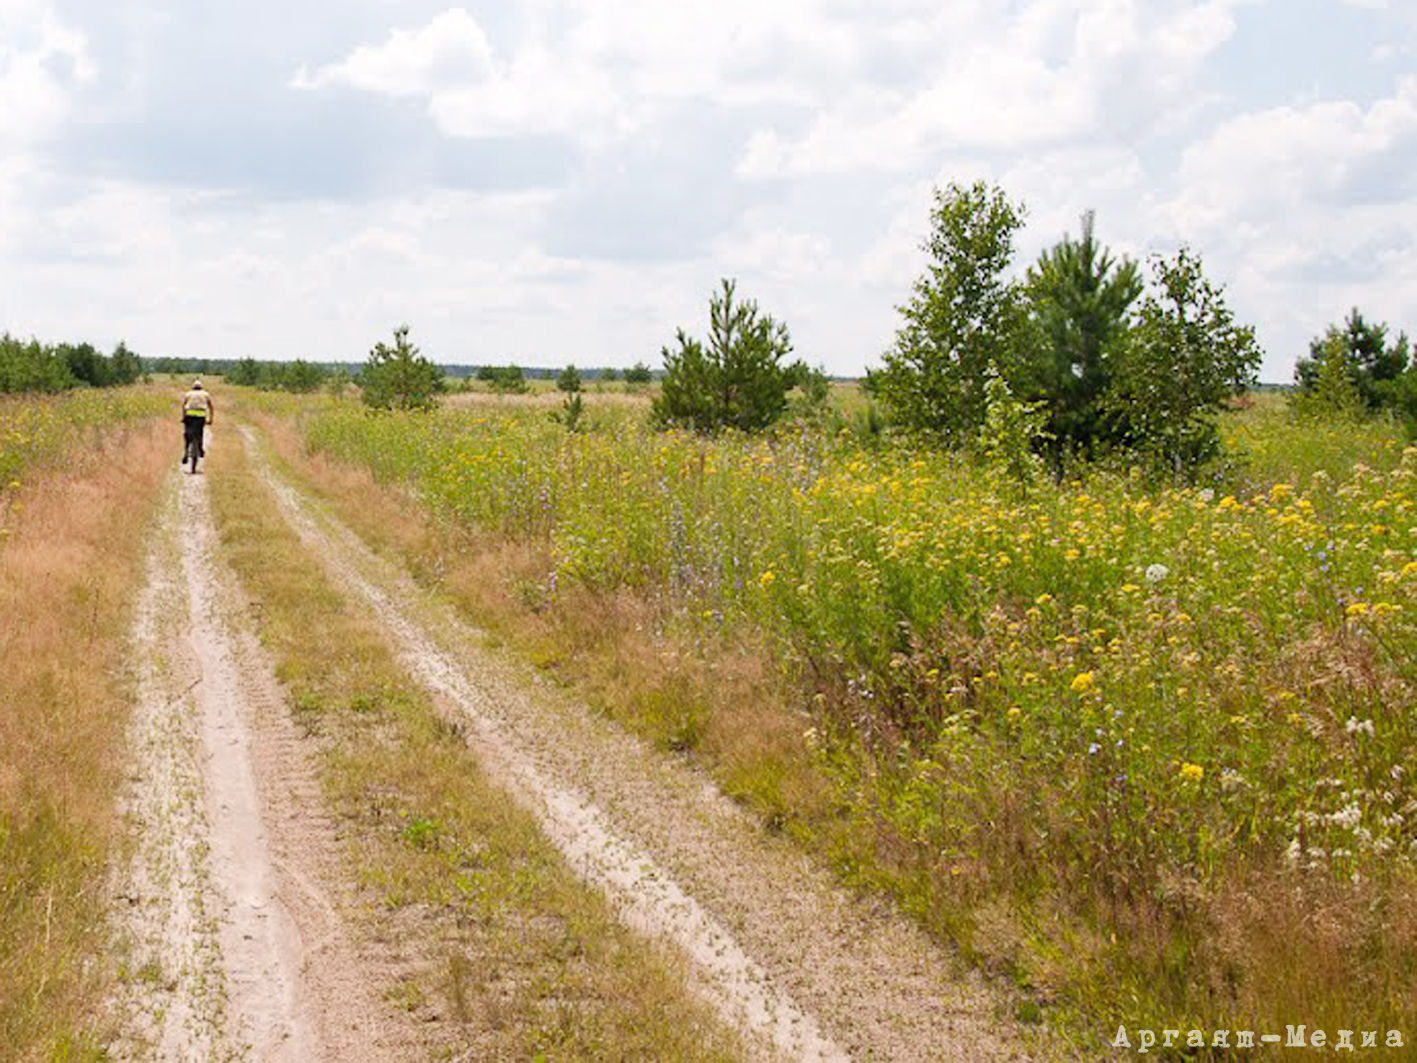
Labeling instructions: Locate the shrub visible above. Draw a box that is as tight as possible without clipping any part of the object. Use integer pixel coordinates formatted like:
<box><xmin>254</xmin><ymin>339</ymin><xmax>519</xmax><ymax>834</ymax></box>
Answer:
<box><xmin>360</xmin><ymin>325</ymin><xmax>443</xmax><ymax>412</ymax></box>
<box><xmin>653</xmin><ymin>279</ymin><xmax>803</xmax><ymax>434</ymax></box>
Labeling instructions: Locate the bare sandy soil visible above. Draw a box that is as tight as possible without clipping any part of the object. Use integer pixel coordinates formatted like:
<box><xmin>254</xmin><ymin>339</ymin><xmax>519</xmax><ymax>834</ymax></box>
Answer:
<box><xmin>245</xmin><ymin>428</ymin><xmax>1066</xmax><ymax>1062</ymax></box>
<box><xmin>106</xmin><ymin>471</ymin><xmax>421</xmax><ymax>1060</ymax></box>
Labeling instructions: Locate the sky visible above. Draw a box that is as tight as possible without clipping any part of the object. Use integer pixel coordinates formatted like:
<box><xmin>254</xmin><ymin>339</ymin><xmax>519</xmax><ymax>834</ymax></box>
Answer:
<box><xmin>1</xmin><ymin>1</ymin><xmax>1414</xmax><ymax>382</ymax></box>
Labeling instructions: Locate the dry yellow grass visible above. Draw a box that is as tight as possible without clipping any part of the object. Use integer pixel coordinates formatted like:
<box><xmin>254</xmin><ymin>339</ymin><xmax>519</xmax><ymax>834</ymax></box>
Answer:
<box><xmin>443</xmin><ymin>386</ymin><xmax>656</xmax><ymax>412</ymax></box>
<box><xmin>0</xmin><ymin>420</ymin><xmax>172</xmax><ymax>1059</ymax></box>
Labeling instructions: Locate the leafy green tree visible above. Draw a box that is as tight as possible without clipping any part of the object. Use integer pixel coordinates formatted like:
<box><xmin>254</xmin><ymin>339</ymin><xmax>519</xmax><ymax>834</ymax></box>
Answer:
<box><xmin>600</xmin><ymin>367</ymin><xmax>619</xmax><ymax>383</ymax></box>
<box><xmin>623</xmin><ymin>361</ymin><xmax>653</xmax><ymax>385</ymax></box>
<box><xmin>360</xmin><ymin>325</ymin><xmax>444</xmax><ymax>411</ymax></box>
<box><xmin>1389</xmin><ymin>364</ymin><xmax>1417</xmax><ymax>438</ymax></box>
<box><xmin>0</xmin><ymin>334</ymin><xmax>75</xmax><ymax>393</ymax></box>
<box><xmin>491</xmin><ymin>365</ymin><xmax>529</xmax><ymax>394</ymax></box>
<box><xmin>1021</xmin><ymin>210</ymin><xmax>1142</xmax><ymax>461</ymax></box>
<box><xmin>269</xmin><ymin>359</ymin><xmax>327</xmax><ymax>393</ymax></box>
<box><xmin>1105</xmin><ymin>249</ymin><xmax>1262</xmax><ymax>475</ymax></box>
<box><xmin>227</xmin><ymin>357</ymin><xmax>262</xmax><ymax>386</ymax></box>
<box><xmin>1295</xmin><ymin>309</ymin><xmax>1410</xmax><ymax>411</ymax></box>
<box><xmin>108</xmin><ymin>340</ymin><xmax>142</xmax><ymax>385</ymax></box>
<box><xmin>1291</xmin><ymin>337</ymin><xmax>1364</xmax><ymax>422</ymax></box>
<box><xmin>59</xmin><ymin>342</ymin><xmax>109</xmax><ymax>387</ymax></box>
<box><xmin>872</xmin><ymin>180</ymin><xmax>1027</xmax><ymax>445</ymax></box>
<box><xmin>554</xmin><ymin>393</ymin><xmax>586</xmax><ymax>432</ymax></box>
<box><xmin>652</xmin><ymin>278</ymin><xmax>802</xmax><ymax>433</ymax></box>
<box><xmin>556</xmin><ymin>364</ymin><xmax>582</xmax><ymax>393</ymax></box>
<box><xmin>976</xmin><ymin>365</ymin><xmax>1050</xmax><ymax>486</ymax></box>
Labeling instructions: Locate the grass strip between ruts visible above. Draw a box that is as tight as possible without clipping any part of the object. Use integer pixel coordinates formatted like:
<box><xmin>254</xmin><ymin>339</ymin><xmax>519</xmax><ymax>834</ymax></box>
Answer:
<box><xmin>206</xmin><ymin>422</ymin><xmax>748</xmax><ymax>1061</ymax></box>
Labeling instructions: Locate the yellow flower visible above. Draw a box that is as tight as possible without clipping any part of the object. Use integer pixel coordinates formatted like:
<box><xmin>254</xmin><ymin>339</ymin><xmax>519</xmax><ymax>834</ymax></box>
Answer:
<box><xmin>1070</xmin><ymin>671</ymin><xmax>1096</xmax><ymax>694</ymax></box>
<box><xmin>1179</xmin><ymin>762</ymin><xmax>1204</xmax><ymax>782</ymax></box>
<box><xmin>1346</xmin><ymin>602</ymin><xmax>1369</xmax><ymax>617</ymax></box>
<box><xmin>759</xmin><ymin>571</ymin><xmax>776</xmax><ymax>586</ymax></box>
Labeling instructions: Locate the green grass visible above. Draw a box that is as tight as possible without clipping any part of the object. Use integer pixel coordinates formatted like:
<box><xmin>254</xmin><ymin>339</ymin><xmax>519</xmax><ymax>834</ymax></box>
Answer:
<box><xmin>288</xmin><ymin>394</ymin><xmax>1417</xmax><ymax>1048</ymax></box>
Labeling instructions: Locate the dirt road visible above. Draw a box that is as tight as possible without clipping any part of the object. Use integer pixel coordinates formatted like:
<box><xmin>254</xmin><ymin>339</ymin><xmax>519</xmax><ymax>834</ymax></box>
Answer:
<box><xmin>107</xmin><ymin>471</ymin><xmax>419</xmax><ymax>1060</ymax></box>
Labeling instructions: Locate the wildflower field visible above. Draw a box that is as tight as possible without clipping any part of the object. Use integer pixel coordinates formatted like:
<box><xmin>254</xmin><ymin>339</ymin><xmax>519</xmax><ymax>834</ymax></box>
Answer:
<box><xmin>1</xmin><ymin>388</ymin><xmax>170</xmax><ymax>505</ymax></box>
<box><xmin>295</xmin><ymin>393</ymin><xmax>1416</xmax><ymax>1041</ymax></box>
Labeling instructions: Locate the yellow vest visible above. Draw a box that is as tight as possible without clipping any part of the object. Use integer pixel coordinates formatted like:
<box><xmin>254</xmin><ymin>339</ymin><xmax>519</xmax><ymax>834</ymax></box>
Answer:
<box><xmin>183</xmin><ymin>390</ymin><xmax>210</xmax><ymax>417</ymax></box>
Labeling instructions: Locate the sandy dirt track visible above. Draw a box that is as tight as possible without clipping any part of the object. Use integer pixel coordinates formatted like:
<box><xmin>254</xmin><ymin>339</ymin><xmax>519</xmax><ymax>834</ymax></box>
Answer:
<box><xmin>245</xmin><ymin>427</ymin><xmax>1062</xmax><ymax>1062</ymax></box>
<box><xmin>107</xmin><ymin>471</ymin><xmax>420</xmax><ymax>1060</ymax></box>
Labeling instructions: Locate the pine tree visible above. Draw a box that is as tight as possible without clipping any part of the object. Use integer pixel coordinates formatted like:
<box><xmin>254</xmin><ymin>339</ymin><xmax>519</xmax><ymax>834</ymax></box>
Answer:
<box><xmin>1022</xmin><ymin>210</ymin><xmax>1142</xmax><ymax>460</ymax></box>
<box><xmin>653</xmin><ymin>279</ymin><xmax>800</xmax><ymax>433</ymax></box>
<box><xmin>360</xmin><ymin>325</ymin><xmax>444</xmax><ymax>411</ymax></box>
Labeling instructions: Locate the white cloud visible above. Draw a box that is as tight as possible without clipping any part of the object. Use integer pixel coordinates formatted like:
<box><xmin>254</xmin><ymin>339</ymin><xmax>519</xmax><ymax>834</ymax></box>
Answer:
<box><xmin>737</xmin><ymin>0</ymin><xmax>1250</xmax><ymax>178</ymax></box>
<box><xmin>293</xmin><ymin>2</ymin><xmax>870</xmax><ymax>143</ymax></box>
<box><xmin>1149</xmin><ymin>77</ymin><xmax>1417</xmax><ymax>377</ymax></box>
<box><xmin>292</xmin><ymin>8</ymin><xmax>620</xmax><ymax>140</ymax></box>
<box><xmin>0</xmin><ymin>0</ymin><xmax>96</xmax><ymax>258</ymax></box>
<box><xmin>711</xmin><ymin>221</ymin><xmax>834</xmax><ymax>282</ymax></box>
<box><xmin>1176</xmin><ymin>76</ymin><xmax>1417</xmax><ymax>215</ymax></box>
<box><xmin>292</xmin><ymin>9</ymin><xmax>496</xmax><ymax>98</ymax></box>
<box><xmin>0</xmin><ymin>1</ymin><xmax>95</xmax><ymax>144</ymax></box>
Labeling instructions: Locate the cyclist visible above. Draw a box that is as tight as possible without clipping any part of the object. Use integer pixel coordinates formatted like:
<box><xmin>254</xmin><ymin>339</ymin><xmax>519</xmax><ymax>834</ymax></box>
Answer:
<box><xmin>181</xmin><ymin>380</ymin><xmax>214</xmax><ymax>468</ymax></box>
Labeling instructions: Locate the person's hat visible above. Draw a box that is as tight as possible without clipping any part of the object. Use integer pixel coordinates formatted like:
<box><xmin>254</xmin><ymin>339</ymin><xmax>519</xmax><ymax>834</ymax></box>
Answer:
<box><xmin>192</xmin><ymin>380</ymin><xmax>203</xmax><ymax>389</ymax></box>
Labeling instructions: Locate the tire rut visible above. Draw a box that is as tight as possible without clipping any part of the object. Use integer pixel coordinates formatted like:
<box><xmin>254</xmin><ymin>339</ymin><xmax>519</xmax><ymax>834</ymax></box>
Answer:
<box><xmin>107</xmin><ymin>469</ymin><xmax>421</xmax><ymax>1060</ymax></box>
<box><xmin>244</xmin><ymin>426</ymin><xmax>1062</xmax><ymax>1062</ymax></box>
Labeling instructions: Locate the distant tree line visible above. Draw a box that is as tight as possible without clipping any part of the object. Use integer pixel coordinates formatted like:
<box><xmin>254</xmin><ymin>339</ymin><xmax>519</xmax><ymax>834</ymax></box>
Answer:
<box><xmin>0</xmin><ymin>334</ymin><xmax>143</xmax><ymax>393</ymax></box>
<box><xmin>224</xmin><ymin>356</ymin><xmax>342</xmax><ymax>393</ymax></box>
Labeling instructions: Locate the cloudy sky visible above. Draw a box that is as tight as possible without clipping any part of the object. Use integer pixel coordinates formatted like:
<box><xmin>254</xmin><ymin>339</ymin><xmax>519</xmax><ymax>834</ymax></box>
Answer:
<box><xmin>2</xmin><ymin>0</ymin><xmax>1414</xmax><ymax>381</ymax></box>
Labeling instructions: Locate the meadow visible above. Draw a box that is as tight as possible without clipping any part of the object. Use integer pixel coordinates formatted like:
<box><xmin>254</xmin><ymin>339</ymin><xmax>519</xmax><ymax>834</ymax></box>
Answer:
<box><xmin>0</xmin><ymin>389</ymin><xmax>171</xmax><ymax>1055</ymax></box>
<box><xmin>288</xmin><ymin>387</ymin><xmax>1416</xmax><ymax>1045</ymax></box>
<box><xmin>1</xmin><ymin>388</ymin><xmax>170</xmax><ymax>511</ymax></box>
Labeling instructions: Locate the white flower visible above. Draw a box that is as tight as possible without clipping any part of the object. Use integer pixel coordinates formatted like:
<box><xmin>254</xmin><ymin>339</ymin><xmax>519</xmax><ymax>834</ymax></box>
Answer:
<box><xmin>1220</xmin><ymin>768</ymin><xmax>1247</xmax><ymax>792</ymax></box>
<box><xmin>1328</xmin><ymin>804</ymin><xmax>1363</xmax><ymax>830</ymax></box>
<box><xmin>1345</xmin><ymin>717</ymin><xmax>1375</xmax><ymax>737</ymax></box>
<box><xmin>1144</xmin><ymin>563</ymin><xmax>1169</xmax><ymax>584</ymax></box>
<box><xmin>1198</xmin><ymin>488</ymin><xmax>1215</xmax><ymax>503</ymax></box>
